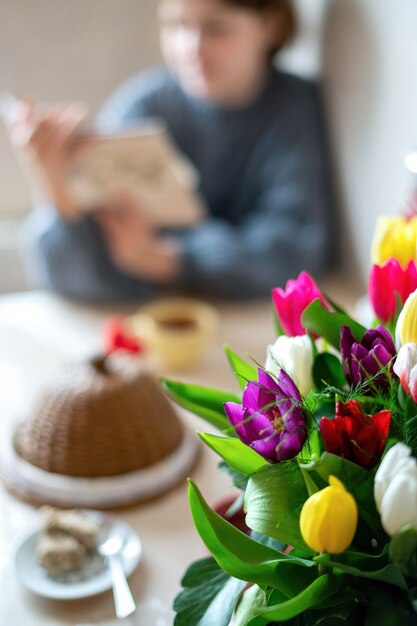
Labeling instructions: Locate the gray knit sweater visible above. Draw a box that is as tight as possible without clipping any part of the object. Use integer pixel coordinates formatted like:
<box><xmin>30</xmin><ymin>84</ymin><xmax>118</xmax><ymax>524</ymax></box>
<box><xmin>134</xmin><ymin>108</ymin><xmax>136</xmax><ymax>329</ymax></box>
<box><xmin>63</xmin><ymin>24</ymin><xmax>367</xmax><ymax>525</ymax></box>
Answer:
<box><xmin>23</xmin><ymin>67</ymin><xmax>335</xmax><ymax>300</ymax></box>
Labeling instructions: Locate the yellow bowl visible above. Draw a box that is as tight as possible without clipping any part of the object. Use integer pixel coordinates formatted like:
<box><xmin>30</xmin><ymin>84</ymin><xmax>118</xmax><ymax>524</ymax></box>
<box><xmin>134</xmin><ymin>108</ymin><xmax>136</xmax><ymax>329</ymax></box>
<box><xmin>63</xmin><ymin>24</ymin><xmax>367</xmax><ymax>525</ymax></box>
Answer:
<box><xmin>129</xmin><ymin>298</ymin><xmax>219</xmax><ymax>370</ymax></box>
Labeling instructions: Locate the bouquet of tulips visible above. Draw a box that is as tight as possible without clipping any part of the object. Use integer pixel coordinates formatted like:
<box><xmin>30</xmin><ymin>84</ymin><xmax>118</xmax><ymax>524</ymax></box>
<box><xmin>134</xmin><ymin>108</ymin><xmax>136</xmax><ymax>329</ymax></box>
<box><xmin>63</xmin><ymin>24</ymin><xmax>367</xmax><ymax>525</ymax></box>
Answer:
<box><xmin>165</xmin><ymin>215</ymin><xmax>417</xmax><ymax>626</ymax></box>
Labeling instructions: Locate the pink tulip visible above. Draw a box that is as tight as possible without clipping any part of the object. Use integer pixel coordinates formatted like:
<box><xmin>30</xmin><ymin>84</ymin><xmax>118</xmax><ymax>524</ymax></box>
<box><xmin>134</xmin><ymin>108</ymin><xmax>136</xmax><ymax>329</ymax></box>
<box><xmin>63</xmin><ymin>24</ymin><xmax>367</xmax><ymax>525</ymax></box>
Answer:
<box><xmin>369</xmin><ymin>259</ymin><xmax>417</xmax><ymax>323</ymax></box>
<box><xmin>272</xmin><ymin>272</ymin><xmax>326</xmax><ymax>337</ymax></box>
<box><xmin>393</xmin><ymin>343</ymin><xmax>417</xmax><ymax>402</ymax></box>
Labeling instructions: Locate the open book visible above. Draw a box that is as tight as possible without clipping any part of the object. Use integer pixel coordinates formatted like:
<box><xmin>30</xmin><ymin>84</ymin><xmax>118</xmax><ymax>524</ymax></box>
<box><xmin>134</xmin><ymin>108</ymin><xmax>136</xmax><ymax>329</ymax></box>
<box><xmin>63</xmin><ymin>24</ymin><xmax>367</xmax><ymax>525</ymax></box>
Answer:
<box><xmin>0</xmin><ymin>92</ymin><xmax>206</xmax><ymax>228</ymax></box>
<box><xmin>66</xmin><ymin>122</ymin><xmax>206</xmax><ymax>228</ymax></box>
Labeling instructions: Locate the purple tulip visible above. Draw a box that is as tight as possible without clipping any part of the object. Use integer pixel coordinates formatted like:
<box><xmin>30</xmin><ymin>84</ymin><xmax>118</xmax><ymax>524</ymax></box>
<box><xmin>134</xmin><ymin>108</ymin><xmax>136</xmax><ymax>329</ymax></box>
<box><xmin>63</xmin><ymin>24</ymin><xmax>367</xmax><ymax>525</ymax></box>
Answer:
<box><xmin>340</xmin><ymin>325</ymin><xmax>397</xmax><ymax>389</ymax></box>
<box><xmin>224</xmin><ymin>369</ymin><xmax>307</xmax><ymax>463</ymax></box>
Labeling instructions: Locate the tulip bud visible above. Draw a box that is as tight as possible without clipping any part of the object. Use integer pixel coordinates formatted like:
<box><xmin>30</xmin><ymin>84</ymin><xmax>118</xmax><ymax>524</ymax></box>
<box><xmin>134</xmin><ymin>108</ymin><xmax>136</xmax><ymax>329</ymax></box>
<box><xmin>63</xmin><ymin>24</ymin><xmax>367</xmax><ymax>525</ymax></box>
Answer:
<box><xmin>393</xmin><ymin>343</ymin><xmax>417</xmax><ymax>402</ymax></box>
<box><xmin>374</xmin><ymin>443</ymin><xmax>414</xmax><ymax>511</ymax></box>
<box><xmin>374</xmin><ymin>443</ymin><xmax>417</xmax><ymax>536</ymax></box>
<box><xmin>379</xmin><ymin>471</ymin><xmax>417</xmax><ymax>537</ymax></box>
<box><xmin>396</xmin><ymin>290</ymin><xmax>417</xmax><ymax>347</ymax></box>
<box><xmin>300</xmin><ymin>476</ymin><xmax>358</xmax><ymax>554</ymax></box>
<box><xmin>272</xmin><ymin>272</ymin><xmax>326</xmax><ymax>337</ymax></box>
<box><xmin>369</xmin><ymin>259</ymin><xmax>417</xmax><ymax>324</ymax></box>
<box><xmin>371</xmin><ymin>215</ymin><xmax>417</xmax><ymax>267</ymax></box>
<box><xmin>265</xmin><ymin>335</ymin><xmax>313</xmax><ymax>398</ymax></box>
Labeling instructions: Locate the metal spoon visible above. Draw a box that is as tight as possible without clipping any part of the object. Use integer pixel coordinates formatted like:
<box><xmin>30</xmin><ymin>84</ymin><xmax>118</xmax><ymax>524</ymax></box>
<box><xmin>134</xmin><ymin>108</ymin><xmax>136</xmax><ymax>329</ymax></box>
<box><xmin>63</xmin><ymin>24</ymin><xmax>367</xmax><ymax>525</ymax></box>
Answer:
<box><xmin>98</xmin><ymin>531</ymin><xmax>136</xmax><ymax>619</ymax></box>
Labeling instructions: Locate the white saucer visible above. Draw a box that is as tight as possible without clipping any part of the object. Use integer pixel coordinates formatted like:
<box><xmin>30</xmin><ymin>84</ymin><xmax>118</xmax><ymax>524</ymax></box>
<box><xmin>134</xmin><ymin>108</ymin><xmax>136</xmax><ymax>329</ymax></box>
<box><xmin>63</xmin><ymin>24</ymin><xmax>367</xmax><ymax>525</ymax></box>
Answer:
<box><xmin>14</xmin><ymin>512</ymin><xmax>142</xmax><ymax>600</ymax></box>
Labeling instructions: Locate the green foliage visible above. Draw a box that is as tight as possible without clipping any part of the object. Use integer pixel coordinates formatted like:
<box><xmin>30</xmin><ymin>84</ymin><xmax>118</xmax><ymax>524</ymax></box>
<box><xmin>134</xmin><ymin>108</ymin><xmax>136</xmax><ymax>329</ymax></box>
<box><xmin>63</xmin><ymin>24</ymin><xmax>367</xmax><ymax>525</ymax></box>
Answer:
<box><xmin>199</xmin><ymin>433</ymin><xmax>267</xmax><ymax>476</ymax></box>
<box><xmin>301</xmin><ymin>299</ymin><xmax>367</xmax><ymax>351</ymax></box>
<box><xmin>397</xmin><ymin>386</ymin><xmax>417</xmax><ymax>456</ymax></box>
<box><xmin>225</xmin><ymin>345</ymin><xmax>258</xmax><ymax>390</ymax></box>
<box><xmin>234</xmin><ymin>585</ymin><xmax>269</xmax><ymax>626</ymax></box>
<box><xmin>312</xmin><ymin>353</ymin><xmax>347</xmax><ymax>391</ymax></box>
<box><xmin>364</xmin><ymin>588</ymin><xmax>417</xmax><ymax>626</ymax></box>
<box><xmin>173</xmin><ymin>557</ymin><xmax>247</xmax><ymax>626</ymax></box>
<box><xmin>244</xmin><ymin>461</ymin><xmax>311</xmax><ymax>552</ymax></box>
<box><xmin>256</xmin><ymin>573</ymin><xmax>350</xmax><ymax>622</ymax></box>
<box><xmin>297</xmin><ymin>404</ymin><xmax>322</xmax><ymax>463</ymax></box>
<box><xmin>161</xmin><ymin>379</ymin><xmax>239</xmax><ymax>433</ymax></box>
<box><xmin>218</xmin><ymin>460</ymin><xmax>249</xmax><ymax>490</ymax></box>
<box><xmin>188</xmin><ymin>480</ymin><xmax>316</xmax><ymax>593</ymax></box>
<box><xmin>390</xmin><ymin>525</ymin><xmax>417</xmax><ymax>576</ymax></box>
<box><xmin>314</xmin><ymin>550</ymin><xmax>407</xmax><ymax>590</ymax></box>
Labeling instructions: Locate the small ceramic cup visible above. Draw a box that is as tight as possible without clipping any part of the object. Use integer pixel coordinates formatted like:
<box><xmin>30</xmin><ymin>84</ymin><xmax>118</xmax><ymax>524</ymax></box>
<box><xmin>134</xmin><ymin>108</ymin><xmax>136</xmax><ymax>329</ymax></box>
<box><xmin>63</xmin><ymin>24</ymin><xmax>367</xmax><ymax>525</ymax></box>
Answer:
<box><xmin>129</xmin><ymin>297</ymin><xmax>219</xmax><ymax>370</ymax></box>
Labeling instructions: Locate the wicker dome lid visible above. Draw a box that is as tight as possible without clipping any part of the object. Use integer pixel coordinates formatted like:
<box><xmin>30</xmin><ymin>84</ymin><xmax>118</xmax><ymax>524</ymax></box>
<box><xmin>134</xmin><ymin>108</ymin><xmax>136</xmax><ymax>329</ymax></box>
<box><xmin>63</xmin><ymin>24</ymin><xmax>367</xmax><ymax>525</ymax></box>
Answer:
<box><xmin>14</xmin><ymin>354</ymin><xmax>184</xmax><ymax>478</ymax></box>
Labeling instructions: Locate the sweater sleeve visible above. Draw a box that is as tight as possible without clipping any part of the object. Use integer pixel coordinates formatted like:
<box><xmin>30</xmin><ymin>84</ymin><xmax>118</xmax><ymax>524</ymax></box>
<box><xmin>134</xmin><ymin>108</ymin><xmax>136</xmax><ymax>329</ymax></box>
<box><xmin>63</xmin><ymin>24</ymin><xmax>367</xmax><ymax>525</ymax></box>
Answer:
<box><xmin>177</xmin><ymin>90</ymin><xmax>335</xmax><ymax>298</ymax></box>
<box><xmin>21</xmin><ymin>204</ymin><xmax>162</xmax><ymax>300</ymax></box>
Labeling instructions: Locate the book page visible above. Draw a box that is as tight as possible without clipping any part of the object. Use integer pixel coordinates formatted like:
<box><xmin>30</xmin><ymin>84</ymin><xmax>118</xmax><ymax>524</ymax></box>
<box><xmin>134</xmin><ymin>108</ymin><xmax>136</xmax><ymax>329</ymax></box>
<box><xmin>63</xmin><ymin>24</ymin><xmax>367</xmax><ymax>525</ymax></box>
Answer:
<box><xmin>66</xmin><ymin>123</ymin><xmax>206</xmax><ymax>228</ymax></box>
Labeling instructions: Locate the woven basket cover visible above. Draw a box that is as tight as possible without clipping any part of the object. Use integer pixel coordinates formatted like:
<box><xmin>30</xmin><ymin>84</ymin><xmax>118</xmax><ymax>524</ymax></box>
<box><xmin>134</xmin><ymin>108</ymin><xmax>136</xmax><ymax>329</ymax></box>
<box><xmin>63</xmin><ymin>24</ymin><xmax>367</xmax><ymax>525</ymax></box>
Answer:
<box><xmin>14</xmin><ymin>355</ymin><xmax>184</xmax><ymax>478</ymax></box>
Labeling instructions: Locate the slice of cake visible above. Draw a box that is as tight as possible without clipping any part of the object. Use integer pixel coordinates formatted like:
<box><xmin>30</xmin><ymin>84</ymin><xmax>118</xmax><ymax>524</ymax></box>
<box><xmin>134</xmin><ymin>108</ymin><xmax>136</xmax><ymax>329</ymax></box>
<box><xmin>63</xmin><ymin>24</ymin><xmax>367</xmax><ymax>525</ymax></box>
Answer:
<box><xmin>36</xmin><ymin>531</ymin><xmax>87</xmax><ymax>575</ymax></box>
<box><xmin>41</xmin><ymin>507</ymin><xmax>100</xmax><ymax>550</ymax></box>
<box><xmin>36</xmin><ymin>507</ymin><xmax>101</xmax><ymax>576</ymax></box>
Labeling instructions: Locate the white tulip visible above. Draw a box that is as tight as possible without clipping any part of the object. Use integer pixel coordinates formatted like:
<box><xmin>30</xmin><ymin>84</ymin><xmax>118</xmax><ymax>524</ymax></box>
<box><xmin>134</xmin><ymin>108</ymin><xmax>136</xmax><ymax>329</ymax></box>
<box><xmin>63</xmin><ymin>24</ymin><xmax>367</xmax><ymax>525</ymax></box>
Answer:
<box><xmin>374</xmin><ymin>442</ymin><xmax>413</xmax><ymax>510</ymax></box>
<box><xmin>265</xmin><ymin>334</ymin><xmax>313</xmax><ymax>397</ymax></box>
<box><xmin>374</xmin><ymin>442</ymin><xmax>417</xmax><ymax>536</ymax></box>
<box><xmin>379</xmin><ymin>467</ymin><xmax>417</xmax><ymax>536</ymax></box>
<box><xmin>393</xmin><ymin>343</ymin><xmax>417</xmax><ymax>402</ymax></box>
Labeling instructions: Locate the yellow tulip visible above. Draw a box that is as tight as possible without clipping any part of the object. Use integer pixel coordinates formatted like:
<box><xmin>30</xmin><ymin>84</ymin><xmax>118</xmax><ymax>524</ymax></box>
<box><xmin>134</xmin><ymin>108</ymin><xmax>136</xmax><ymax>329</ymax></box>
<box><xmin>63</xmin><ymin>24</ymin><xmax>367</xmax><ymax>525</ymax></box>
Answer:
<box><xmin>396</xmin><ymin>290</ymin><xmax>417</xmax><ymax>346</ymax></box>
<box><xmin>371</xmin><ymin>216</ymin><xmax>417</xmax><ymax>267</ymax></box>
<box><xmin>299</xmin><ymin>476</ymin><xmax>358</xmax><ymax>554</ymax></box>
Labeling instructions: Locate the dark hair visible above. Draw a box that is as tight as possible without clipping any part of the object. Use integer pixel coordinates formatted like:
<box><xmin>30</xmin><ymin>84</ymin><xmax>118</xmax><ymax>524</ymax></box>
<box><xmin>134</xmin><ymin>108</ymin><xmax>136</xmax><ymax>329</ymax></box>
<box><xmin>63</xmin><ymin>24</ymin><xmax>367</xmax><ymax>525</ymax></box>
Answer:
<box><xmin>222</xmin><ymin>0</ymin><xmax>296</xmax><ymax>55</ymax></box>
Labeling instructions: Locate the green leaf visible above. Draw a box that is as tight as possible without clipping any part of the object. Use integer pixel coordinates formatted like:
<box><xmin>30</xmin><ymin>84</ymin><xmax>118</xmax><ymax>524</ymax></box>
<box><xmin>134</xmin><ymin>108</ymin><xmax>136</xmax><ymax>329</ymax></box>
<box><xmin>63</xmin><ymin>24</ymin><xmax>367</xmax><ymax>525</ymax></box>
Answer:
<box><xmin>301</xmin><ymin>299</ymin><xmax>367</xmax><ymax>350</ymax></box>
<box><xmin>365</xmin><ymin>589</ymin><xmax>417</xmax><ymax>626</ymax></box>
<box><xmin>173</xmin><ymin>557</ymin><xmax>247</xmax><ymax>626</ymax></box>
<box><xmin>300</xmin><ymin>468</ymin><xmax>320</xmax><ymax>496</ymax></box>
<box><xmin>298</xmin><ymin>405</ymin><xmax>322</xmax><ymax>463</ymax></box>
<box><xmin>161</xmin><ymin>379</ymin><xmax>239</xmax><ymax>432</ymax></box>
<box><xmin>225</xmin><ymin>345</ymin><xmax>258</xmax><ymax>390</ymax></box>
<box><xmin>314</xmin><ymin>552</ymin><xmax>407</xmax><ymax>590</ymax></box>
<box><xmin>188</xmin><ymin>480</ymin><xmax>316</xmax><ymax>594</ymax></box>
<box><xmin>198</xmin><ymin>433</ymin><xmax>267</xmax><ymax>475</ymax></box>
<box><xmin>234</xmin><ymin>585</ymin><xmax>269</xmax><ymax>626</ymax></box>
<box><xmin>250</xmin><ymin>530</ymin><xmax>287</xmax><ymax>553</ymax></box>
<box><xmin>218</xmin><ymin>461</ymin><xmax>249</xmax><ymax>489</ymax></box>
<box><xmin>244</xmin><ymin>461</ymin><xmax>311</xmax><ymax>552</ymax></box>
<box><xmin>257</xmin><ymin>573</ymin><xmax>349</xmax><ymax>622</ymax></box>
<box><xmin>312</xmin><ymin>353</ymin><xmax>347</xmax><ymax>390</ymax></box>
<box><xmin>390</xmin><ymin>525</ymin><xmax>417</xmax><ymax>575</ymax></box>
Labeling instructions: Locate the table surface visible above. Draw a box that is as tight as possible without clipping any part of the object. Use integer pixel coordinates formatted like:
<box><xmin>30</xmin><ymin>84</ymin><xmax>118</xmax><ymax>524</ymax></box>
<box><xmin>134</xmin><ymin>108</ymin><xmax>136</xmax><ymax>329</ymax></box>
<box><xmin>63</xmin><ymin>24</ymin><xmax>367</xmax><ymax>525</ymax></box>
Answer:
<box><xmin>0</xmin><ymin>278</ymin><xmax>361</xmax><ymax>626</ymax></box>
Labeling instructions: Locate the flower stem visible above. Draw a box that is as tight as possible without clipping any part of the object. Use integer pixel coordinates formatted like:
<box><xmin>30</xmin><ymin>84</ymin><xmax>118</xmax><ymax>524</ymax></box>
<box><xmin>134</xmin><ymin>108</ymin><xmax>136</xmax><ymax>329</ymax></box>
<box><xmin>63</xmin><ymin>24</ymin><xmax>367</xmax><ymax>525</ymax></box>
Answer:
<box><xmin>318</xmin><ymin>553</ymin><xmax>329</xmax><ymax>576</ymax></box>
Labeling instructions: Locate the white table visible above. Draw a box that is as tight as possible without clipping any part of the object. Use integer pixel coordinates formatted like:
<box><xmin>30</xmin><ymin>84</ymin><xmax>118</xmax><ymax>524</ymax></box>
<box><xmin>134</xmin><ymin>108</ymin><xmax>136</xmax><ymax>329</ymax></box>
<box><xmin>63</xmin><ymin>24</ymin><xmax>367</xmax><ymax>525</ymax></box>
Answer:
<box><xmin>0</xmin><ymin>279</ymin><xmax>360</xmax><ymax>625</ymax></box>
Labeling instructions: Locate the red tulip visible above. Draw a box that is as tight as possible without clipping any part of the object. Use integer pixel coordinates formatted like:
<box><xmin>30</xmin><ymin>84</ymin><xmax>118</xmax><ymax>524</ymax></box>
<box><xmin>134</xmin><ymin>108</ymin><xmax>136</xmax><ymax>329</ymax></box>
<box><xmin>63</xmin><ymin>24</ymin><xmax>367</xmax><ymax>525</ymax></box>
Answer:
<box><xmin>272</xmin><ymin>272</ymin><xmax>326</xmax><ymax>337</ymax></box>
<box><xmin>320</xmin><ymin>400</ymin><xmax>391</xmax><ymax>469</ymax></box>
<box><xmin>369</xmin><ymin>258</ymin><xmax>417</xmax><ymax>323</ymax></box>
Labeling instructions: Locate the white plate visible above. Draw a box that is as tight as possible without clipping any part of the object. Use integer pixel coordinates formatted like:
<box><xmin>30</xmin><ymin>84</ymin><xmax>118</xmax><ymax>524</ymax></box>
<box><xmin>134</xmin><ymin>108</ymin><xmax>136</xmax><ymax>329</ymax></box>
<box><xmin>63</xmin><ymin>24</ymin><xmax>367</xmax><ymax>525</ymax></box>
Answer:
<box><xmin>14</xmin><ymin>512</ymin><xmax>142</xmax><ymax>600</ymax></box>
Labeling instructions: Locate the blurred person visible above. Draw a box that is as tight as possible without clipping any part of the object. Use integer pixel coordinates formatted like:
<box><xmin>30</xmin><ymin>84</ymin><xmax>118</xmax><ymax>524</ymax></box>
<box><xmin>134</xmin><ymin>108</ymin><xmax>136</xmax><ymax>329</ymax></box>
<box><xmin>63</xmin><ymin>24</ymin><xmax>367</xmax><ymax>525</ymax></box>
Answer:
<box><xmin>11</xmin><ymin>0</ymin><xmax>335</xmax><ymax>300</ymax></box>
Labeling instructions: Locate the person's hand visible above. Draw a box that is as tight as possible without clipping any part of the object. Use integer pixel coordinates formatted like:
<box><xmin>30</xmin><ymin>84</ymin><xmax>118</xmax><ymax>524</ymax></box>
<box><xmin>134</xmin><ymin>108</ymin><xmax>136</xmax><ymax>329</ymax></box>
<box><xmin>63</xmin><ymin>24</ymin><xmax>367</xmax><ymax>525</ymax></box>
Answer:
<box><xmin>9</xmin><ymin>100</ymin><xmax>89</xmax><ymax>220</ymax></box>
<box><xmin>94</xmin><ymin>188</ymin><xmax>180</xmax><ymax>283</ymax></box>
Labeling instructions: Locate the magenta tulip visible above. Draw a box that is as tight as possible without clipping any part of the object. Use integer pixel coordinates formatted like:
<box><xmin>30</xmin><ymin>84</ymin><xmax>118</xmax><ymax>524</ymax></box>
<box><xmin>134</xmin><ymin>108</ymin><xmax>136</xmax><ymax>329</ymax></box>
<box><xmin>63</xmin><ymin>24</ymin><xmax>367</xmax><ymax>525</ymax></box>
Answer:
<box><xmin>224</xmin><ymin>369</ymin><xmax>307</xmax><ymax>462</ymax></box>
<box><xmin>272</xmin><ymin>272</ymin><xmax>326</xmax><ymax>337</ymax></box>
<box><xmin>369</xmin><ymin>259</ymin><xmax>417</xmax><ymax>323</ymax></box>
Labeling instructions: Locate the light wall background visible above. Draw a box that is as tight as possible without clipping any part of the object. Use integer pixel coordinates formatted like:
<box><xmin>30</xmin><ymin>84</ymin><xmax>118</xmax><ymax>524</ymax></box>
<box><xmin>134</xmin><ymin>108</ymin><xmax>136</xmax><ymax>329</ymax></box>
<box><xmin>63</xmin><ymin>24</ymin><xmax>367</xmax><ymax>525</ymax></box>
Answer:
<box><xmin>1</xmin><ymin>0</ymin><xmax>417</xmax><ymax>288</ymax></box>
